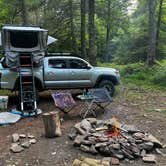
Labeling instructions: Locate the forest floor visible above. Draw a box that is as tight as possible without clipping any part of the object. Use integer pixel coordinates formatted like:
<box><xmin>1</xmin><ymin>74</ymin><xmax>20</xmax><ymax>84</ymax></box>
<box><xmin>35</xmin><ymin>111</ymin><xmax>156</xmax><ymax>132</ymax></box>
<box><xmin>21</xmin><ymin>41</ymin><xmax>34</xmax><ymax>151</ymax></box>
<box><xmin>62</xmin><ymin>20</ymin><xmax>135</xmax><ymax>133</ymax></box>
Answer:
<box><xmin>0</xmin><ymin>87</ymin><xmax>166</xmax><ymax>166</ymax></box>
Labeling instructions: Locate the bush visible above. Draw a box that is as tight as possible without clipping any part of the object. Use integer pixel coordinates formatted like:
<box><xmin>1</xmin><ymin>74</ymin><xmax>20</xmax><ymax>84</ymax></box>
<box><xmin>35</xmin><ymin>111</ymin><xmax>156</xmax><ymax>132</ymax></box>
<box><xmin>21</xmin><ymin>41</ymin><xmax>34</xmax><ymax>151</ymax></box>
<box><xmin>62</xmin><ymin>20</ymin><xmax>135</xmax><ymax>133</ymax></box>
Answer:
<box><xmin>151</xmin><ymin>69</ymin><xmax>166</xmax><ymax>86</ymax></box>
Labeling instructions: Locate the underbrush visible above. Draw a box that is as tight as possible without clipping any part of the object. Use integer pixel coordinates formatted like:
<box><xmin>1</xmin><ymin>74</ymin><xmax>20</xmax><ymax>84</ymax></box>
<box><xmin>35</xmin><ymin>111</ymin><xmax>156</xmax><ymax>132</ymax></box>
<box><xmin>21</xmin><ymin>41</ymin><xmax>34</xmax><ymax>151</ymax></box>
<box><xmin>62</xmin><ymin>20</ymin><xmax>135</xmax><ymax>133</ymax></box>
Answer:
<box><xmin>99</xmin><ymin>60</ymin><xmax>166</xmax><ymax>90</ymax></box>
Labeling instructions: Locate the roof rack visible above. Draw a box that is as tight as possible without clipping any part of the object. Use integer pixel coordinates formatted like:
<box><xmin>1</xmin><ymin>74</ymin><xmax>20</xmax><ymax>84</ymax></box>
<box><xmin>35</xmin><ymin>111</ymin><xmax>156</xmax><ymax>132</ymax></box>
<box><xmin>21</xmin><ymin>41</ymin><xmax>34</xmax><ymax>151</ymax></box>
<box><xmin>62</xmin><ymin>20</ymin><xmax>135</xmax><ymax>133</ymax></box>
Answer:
<box><xmin>46</xmin><ymin>52</ymin><xmax>81</xmax><ymax>57</ymax></box>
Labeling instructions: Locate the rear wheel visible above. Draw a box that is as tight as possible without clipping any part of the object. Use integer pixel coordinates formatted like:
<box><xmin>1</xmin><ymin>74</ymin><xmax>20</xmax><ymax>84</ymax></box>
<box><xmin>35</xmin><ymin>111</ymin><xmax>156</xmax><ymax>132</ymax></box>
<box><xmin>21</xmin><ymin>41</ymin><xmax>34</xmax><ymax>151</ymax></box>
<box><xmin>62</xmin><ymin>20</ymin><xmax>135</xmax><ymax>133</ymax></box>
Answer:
<box><xmin>97</xmin><ymin>80</ymin><xmax>115</xmax><ymax>97</ymax></box>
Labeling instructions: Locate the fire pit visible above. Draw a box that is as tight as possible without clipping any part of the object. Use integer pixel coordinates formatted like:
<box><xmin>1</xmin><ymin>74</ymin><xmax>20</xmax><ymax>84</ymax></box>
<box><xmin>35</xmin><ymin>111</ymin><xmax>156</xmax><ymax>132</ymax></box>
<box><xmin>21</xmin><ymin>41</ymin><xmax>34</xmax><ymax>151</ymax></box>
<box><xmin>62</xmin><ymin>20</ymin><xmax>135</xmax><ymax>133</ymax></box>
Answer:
<box><xmin>69</xmin><ymin>117</ymin><xmax>164</xmax><ymax>164</ymax></box>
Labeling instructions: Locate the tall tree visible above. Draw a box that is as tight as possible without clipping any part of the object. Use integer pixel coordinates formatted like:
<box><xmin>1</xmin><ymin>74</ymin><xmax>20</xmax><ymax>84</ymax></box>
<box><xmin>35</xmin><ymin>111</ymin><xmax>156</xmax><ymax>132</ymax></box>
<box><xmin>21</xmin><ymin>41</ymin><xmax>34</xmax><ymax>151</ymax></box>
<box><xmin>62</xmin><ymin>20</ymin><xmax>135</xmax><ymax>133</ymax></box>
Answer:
<box><xmin>69</xmin><ymin>0</ymin><xmax>78</xmax><ymax>53</ymax></box>
<box><xmin>105</xmin><ymin>0</ymin><xmax>111</xmax><ymax>62</ymax></box>
<box><xmin>21</xmin><ymin>0</ymin><xmax>28</xmax><ymax>25</ymax></box>
<box><xmin>156</xmin><ymin>0</ymin><xmax>163</xmax><ymax>55</ymax></box>
<box><xmin>88</xmin><ymin>0</ymin><xmax>96</xmax><ymax>65</ymax></box>
<box><xmin>147</xmin><ymin>0</ymin><xmax>156</xmax><ymax>65</ymax></box>
<box><xmin>81</xmin><ymin>0</ymin><xmax>86</xmax><ymax>59</ymax></box>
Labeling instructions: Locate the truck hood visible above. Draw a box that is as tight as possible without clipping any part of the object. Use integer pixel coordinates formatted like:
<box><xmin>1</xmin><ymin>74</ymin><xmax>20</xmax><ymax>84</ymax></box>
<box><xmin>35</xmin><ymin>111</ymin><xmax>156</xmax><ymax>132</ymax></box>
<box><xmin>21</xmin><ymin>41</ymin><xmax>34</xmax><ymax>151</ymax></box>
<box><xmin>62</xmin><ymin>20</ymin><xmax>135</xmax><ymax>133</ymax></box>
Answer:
<box><xmin>94</xmin><ymin>66</ymin><xmax>117</xmax><ymax>73</ymax></box>
<box><xmin>93</xmin><ymin>66</ymin><xmax>120</xmax><ymax>79</ymax></box>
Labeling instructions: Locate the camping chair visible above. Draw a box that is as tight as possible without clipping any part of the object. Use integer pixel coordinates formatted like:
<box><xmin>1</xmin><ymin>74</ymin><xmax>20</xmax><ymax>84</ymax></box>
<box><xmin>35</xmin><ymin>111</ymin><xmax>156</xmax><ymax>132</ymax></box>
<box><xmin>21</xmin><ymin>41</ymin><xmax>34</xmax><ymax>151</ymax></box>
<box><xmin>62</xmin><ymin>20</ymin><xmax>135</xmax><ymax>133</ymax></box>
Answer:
<box><xmin>87</xmin><ymin>88</ymin><xmax>113</xmax><ymax>114</ymax></box>
<box><xmin>51</xmin><ymin>92</ymin><xmax>76</xmax><ymax>115</ymax></box>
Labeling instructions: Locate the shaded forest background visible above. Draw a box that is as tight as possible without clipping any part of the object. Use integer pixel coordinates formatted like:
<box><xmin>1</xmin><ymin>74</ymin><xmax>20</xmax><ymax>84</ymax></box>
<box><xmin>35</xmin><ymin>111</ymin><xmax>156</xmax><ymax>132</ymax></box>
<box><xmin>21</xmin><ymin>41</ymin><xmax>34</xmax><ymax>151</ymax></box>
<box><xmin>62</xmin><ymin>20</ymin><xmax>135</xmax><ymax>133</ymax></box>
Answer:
<box><xmin>0</xmin><ymin>0</ymin><xmax>165</xmax><ymax>89</ymax></box>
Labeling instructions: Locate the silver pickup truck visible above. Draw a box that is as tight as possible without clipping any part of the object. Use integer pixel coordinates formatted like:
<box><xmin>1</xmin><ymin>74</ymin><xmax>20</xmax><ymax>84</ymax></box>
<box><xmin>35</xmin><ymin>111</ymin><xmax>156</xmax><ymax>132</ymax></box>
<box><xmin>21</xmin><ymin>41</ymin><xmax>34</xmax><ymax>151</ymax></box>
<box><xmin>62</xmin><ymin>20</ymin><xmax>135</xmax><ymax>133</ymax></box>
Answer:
<box><xmin>0</xmin><ymin>54</ymin><xmax>120</xmax><ymax>96</ymax></box>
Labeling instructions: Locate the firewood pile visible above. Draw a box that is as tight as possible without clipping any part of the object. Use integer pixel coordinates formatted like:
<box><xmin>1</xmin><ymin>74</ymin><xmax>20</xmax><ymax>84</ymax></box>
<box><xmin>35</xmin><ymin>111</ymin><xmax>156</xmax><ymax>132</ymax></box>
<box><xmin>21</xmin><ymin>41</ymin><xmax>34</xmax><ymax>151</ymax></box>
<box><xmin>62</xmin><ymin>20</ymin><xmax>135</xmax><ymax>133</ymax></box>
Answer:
<box><xmin>69</xmin><ymin>117</ymin><xmax>165</xmax><ymax>164</ymax></box>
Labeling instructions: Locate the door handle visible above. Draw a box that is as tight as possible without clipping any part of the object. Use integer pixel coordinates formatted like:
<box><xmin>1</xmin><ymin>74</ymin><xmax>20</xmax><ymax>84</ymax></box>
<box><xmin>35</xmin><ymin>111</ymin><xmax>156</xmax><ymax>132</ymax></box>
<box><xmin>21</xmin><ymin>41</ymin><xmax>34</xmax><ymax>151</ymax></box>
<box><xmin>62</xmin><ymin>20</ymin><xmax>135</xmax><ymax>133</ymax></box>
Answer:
<box><xmin>48</xmin><ymin>72</ymin><xmax>54</xmax><ymax>75</ymax></box>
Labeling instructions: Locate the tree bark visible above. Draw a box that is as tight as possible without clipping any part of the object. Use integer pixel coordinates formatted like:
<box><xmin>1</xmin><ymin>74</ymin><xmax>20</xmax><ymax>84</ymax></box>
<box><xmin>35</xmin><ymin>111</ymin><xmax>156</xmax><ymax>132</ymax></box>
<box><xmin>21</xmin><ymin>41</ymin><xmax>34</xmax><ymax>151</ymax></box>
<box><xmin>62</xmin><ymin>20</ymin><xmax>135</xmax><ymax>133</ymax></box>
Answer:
<box><xmin>156</xmin><ymin>0</ymin><xmax>163</xmax><ymax>55</ymax></box>
<box><xmin>147</xmin><ymin>0</ymin><xmax>156</xmax><ymax>66</ymax></box>
<box><xmin>88</xmin><ymin>0</ymin><xmax>97</xmax><ymax>65</ymax></box>
<box><xmin>42</xmin><ymin>112</ymin><xmax>61</xmax><ymax>138</ymax></box>
<box><xmin>105</xmin><ymin>0</ymin><xmax>111</xmax><ymax>62</ymax></box>
<box><xmin>21</xmin><ymin>0</ymin><xmax>28</xmax><ymax>25</ymax></box>
<box><xmin>81</xmin><ymin>0</ymin><xmax>86</xmax><ymax>59</ymax></box>
<box><xmin>69</xmin><ymin>0</ymin><xmax>78</xmax><ymax>53</ymax></box>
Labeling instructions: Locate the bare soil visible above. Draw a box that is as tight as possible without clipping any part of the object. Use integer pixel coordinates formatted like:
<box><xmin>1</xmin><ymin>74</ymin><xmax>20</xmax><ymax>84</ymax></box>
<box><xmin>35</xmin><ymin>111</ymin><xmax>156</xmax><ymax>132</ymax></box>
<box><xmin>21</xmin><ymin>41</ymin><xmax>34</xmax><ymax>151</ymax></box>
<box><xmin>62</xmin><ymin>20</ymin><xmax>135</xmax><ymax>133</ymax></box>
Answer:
<box><xmin>0</xmin><ymin>88</ymin><xmax>166</xmax><ymax>166</ymax></box>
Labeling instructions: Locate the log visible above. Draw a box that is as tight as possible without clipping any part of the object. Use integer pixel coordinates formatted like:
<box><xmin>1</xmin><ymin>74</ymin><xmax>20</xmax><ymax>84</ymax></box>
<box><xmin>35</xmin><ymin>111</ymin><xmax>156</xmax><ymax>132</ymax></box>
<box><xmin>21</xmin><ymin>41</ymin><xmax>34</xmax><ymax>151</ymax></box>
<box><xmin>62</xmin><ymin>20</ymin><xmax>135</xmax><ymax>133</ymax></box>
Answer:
<box><xmin>42</xmin><ymin>111</ymin><xmax>61</xmax><ymax>138</ymax></box>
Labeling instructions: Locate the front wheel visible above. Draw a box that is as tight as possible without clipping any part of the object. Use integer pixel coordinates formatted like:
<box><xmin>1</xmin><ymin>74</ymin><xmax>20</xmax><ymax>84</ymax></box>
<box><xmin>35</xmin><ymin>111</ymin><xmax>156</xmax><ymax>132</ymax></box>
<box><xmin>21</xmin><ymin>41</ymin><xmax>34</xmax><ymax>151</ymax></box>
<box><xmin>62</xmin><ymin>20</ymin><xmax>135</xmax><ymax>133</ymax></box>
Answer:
<box><xmin>97</xmin><ymin>80</ymin><xmax>115</xmax><ymax>97</ymax></box>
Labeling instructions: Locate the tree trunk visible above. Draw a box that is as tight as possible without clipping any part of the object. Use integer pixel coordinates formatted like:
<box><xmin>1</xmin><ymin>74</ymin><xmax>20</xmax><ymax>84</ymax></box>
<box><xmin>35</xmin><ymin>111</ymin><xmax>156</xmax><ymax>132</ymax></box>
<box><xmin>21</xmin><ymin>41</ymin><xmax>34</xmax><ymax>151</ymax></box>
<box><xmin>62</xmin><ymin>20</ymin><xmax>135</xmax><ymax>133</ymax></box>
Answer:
<box><xmin>21</xmin><ymin>0</ymin><xmax>28</xmax><ymax>25</ymax></box>
<box><xmin>88</xmin><ymin>0</ymin><xmax>97</xmax><ymax>65</ymax></box>
<box><xmin>42</xmin><ymin>111</ymin><xmax>61</xmax><ymax>138</ymax></box>
<box><xmin>156</xmin><ymin>0</ymin><xmax>163</xmax><ymax>55</ymax></box>
<box><xmin>81</xmin><ymin>0</ymin><xmax>86</xmax><ymax>59</ymax></box>
<box><xmin>147</xmin><ymin>0</ymin><xmax>156</xmax><ymax>66</ymax></box>
<box><xmin>69</xmin><ymin>0</ymin><xmax>78</xmax><ymax>53</ymax></box>
<box><xmin>105</xmin><ymin>0</ymin><xmax>111</xmax><ymax>62</ymax></box>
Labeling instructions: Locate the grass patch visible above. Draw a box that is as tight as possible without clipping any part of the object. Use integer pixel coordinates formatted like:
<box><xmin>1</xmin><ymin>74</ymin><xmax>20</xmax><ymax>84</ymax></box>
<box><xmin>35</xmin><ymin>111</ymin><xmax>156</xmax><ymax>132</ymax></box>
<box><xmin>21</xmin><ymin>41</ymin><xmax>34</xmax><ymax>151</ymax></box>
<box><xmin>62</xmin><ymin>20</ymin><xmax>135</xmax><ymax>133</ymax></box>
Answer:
<box><xmin>0</xmin><ymin>90</ymin><xmax>12</xmax><ymax>96</ymax></box>
<box><xmin>98</xmin><ymin>61</ymin><xmax>166</xmax><ymax>90</ymax></box>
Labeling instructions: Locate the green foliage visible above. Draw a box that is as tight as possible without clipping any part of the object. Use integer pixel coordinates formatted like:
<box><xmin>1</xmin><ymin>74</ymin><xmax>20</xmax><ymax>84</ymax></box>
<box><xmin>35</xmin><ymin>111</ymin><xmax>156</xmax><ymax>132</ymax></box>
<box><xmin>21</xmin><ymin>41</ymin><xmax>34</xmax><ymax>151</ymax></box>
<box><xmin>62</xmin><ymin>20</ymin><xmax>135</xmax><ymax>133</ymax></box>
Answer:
<box><xmin>99</xmin><ymin>60</ymin><xmax>166</xmax><ymax>90</ymax></box>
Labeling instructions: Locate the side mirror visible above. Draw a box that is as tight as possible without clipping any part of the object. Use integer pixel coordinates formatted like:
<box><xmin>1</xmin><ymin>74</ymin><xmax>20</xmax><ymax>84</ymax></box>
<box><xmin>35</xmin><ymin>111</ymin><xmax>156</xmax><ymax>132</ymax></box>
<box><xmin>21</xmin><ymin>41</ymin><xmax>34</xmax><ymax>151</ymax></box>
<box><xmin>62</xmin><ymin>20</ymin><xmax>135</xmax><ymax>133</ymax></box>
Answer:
<box><xmin>86</xmin><ymin>65</ymin><xmax>91</xmax><ymax>69</ymax></box>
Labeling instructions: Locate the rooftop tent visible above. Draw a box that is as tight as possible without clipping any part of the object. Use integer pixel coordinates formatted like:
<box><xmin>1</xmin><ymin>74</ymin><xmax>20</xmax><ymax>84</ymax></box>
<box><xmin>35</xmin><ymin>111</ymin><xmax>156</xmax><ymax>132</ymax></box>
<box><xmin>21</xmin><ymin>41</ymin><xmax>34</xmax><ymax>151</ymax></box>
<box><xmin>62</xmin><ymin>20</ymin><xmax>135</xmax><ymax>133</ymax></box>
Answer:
<box><xmin>0</xmin><ymin>33</ymin><xmax>57</xmax><ymax>46</ymax></box>
<box><xmin>0</xmin><ymin>25</ymin><xmax>57</xmax><ymax>67</ymax></box>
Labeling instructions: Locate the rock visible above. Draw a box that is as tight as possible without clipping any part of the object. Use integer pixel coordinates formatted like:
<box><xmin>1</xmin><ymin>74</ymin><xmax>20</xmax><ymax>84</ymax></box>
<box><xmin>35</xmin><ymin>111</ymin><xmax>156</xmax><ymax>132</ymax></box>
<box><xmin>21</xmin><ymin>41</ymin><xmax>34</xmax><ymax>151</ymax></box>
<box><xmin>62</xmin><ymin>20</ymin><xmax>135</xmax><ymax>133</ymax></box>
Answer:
<box><xmin>95</xmin><ymin>142</ymin><xmax>108</xmax><ymax>148</ymax></box>
<box><xmin>80</xmin><ymin>145</ymin><xmax>90</xmax><ymax>153</ymax></box>
<box><xmin>68</xmin><ymin>129</ymin><xmax>77</xmax><ymax>140</ymax></box>
<box><xmin>99</xmin><ymin>146</ymin><xmax>110</xmax><ymax>155</ymax></box>
<box><xmin>19</xmin><ymin>134</ymin><xmax>26</xmax><ymax>138</ymax></box>
<box><xmin>127</xmin><ymin>137</ymin><xmax>136</xmax><ymax>143</ymax></box>
<box><xmin>101</xmin><ymin>160</ymin><xmax>110</xmax><ymax>166</ymax></box>
<box><xmin>97</xmin><ymin>137</ymin><xmax>109</xmax><ymax>142</ymax></box>
<box><xmin>29</xmin><ymin>139</ymin><xmax>37</xmax><ymax>144</ymax></box>
<box><xmin>74</xmin><ymin>123</ymin><xmax>86</xmax><ymax>135</ymax></box>
<box><xmin>142</xmin><ymin>154</ymin><xmax>156</xmax><ymax>163</ymax></box>
<box><xmin>110</xmin><ymin>157</ymin><xmax>120</xmax><ymax>165</ymax></box>
<box><xmin>91</xmin><ymin>132</ymin><xmax>103</xmax><ymax>138</ymax></box>
<box><xmin>80</xmin><ymin>119</ymin><xmax>92</xmax><ymax>132</ymax></box>
<box><xmin>74</xmin><ymin>135</ymin><xmax>86</xmax><ymax>146</ymax></box>
<box><xmin>89</xmin><ymin>145</ymin><xmax>98</xmax><ymax>154</ymax></box>
<box><xmin>135</xmin><ymin>139</ymin><xmax>143</xmax><ymax>143</ymax></box>
<box><xmin>87</xmin><ymin>137</ymin><xmax>97</xmax><ymax>145</ymax></box>
<box><xmin>109</xmin><ymin>144</ymin><xmax>120</xmax><ymax>150</ymax></box>
<box><xmin>27</xmin><ymin>134</ymin><xmax>35</xmax><ymax>139</ymax></box>
<box><xmin>155</xmin><ymin>148</ymin><xmax>166</xmax><ymax>157</ymax></box>
<box><xmin>51</xmin><ymin>152</ymin><xmax>56</xmax><ymax>155</ymax></box>
<box><xmin>21</xmin><ymin>141</ymin><xmax>31</xmax><ymax>148</ymax></box>
<box><xmin>140</xmin><ymin>149</ymin><xmax>146</xmax><ymax>157</ymax></box>
<box><xmin>114</xmin><ymin>154</ymin><xmax>124</xmax><ymax>160</ymax></box>
<box><xmin>139</xmin><ymin>142</ymin><xmax>154</xmax><ymax>151</ymax></box>
<box><xmin>10</xmin><ymin>144</ymin><xmax>24</xmax><ymax>153</ymax></box>
<box><xmin>81</xmin><ymin>140</ymin><xmax>93</xmax><ymax>145</ymax></box>
<box><xmin>133</xmin><ymin>132</ymin><xmax>145</xmax><ymax>140</ymax></box>
<box><xmin>86</xmin><ymin>118</ymin><xmax>97</xmax><ymax>124</ymax></box>
<box><xmin>12</xmin><ymin>133</ymin><xmax>19</xmax><ymax>143</ymax></box>
<box><xmin>130</xmin><ymin>143</ymin><xmax>140</xmax><ymax>157</ymax></box>
<box><xmin>143</xmin><ymin>134</ymin><xmax>162</xmax><ymax>148</ymax></box>
<box><xmin>121</xmin><ymin>149</ymin><xmax>134</xmax><ymax>159</ymax></box>
<box><xmin>121</xmin><ymin>125</ymin><xmax>140</xmax><ymax>133</ymax></box>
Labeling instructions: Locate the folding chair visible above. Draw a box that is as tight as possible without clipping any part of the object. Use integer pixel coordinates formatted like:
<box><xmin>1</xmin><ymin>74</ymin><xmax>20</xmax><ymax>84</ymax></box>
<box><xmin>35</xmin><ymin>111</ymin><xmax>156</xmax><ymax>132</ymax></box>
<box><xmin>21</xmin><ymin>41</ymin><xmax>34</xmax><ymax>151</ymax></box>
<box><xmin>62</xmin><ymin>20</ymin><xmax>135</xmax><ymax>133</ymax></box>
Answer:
<box><xmin>51</xmin><ymin>92</ymin><xmax>76</xmax><ymax>114</ymax></box>
<box><xmin>78</xmin><ymin>88</ymin><xmax>112</xmax><ymax>118</ymax></box>
<box><xmin>88</xmin><ymin>88</ymin><xmax>113</xmax><ymax>114</ymax></box>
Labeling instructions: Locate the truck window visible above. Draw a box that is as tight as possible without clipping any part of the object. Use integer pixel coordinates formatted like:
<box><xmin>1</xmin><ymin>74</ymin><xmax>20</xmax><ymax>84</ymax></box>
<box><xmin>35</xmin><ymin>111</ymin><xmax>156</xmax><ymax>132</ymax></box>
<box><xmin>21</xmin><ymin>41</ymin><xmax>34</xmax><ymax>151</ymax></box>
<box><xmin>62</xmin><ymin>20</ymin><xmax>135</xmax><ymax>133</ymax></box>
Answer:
<box><xmin>48</xmin><ymin>59</ymin><xmax>66</xmax><ymax>68</ymax></box>
<box><xmin>69</xmin><ymin>59</ymin><xmax>87</xmax><ymax>69</ymax></box>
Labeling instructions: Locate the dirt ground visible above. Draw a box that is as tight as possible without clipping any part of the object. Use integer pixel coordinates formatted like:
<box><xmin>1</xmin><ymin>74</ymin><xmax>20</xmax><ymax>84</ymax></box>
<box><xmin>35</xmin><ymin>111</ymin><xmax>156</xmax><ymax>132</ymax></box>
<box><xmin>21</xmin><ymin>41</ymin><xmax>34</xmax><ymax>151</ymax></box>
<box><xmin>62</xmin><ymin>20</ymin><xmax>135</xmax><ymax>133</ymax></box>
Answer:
<box><xmin>0</xmin><ymin>88</ymin><xmax>166</xmax><ymax>166</ymax></box>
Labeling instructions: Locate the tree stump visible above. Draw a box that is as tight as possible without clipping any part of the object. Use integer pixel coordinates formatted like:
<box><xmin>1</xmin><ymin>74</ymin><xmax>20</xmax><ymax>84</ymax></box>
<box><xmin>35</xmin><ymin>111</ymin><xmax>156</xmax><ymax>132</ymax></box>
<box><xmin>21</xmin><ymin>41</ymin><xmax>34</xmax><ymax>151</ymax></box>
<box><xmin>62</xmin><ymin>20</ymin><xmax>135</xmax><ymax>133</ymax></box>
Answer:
<box><xmin>42</xmin><ymin>111</ymin><xmax>61</xmax><ymax>138</ymax></box>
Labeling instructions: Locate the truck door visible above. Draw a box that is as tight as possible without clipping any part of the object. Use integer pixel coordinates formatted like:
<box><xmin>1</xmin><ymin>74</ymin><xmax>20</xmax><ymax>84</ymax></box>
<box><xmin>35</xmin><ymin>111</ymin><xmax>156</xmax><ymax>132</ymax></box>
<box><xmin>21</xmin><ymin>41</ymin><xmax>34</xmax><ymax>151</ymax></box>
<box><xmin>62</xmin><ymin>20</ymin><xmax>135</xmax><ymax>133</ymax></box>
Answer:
<box><xmin>44</xmin><ymin>58</ymin><xmax>70</xmax><ymax>88</ymax></box>
<box><xmin>68</xmin><ymin>58</ymin><xmax>93</xmax><ymax>88</ymax></box>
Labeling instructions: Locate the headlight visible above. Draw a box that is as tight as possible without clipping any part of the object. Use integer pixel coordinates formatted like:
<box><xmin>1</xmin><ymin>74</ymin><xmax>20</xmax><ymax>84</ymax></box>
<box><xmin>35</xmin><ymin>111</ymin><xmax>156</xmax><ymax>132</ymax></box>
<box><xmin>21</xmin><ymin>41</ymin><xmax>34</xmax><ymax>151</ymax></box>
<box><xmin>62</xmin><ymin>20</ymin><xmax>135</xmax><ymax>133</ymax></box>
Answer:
<box><xmin>115</xmin><ymin>70</ymin><xmax>120</xmax><ymax>75</ymax></box>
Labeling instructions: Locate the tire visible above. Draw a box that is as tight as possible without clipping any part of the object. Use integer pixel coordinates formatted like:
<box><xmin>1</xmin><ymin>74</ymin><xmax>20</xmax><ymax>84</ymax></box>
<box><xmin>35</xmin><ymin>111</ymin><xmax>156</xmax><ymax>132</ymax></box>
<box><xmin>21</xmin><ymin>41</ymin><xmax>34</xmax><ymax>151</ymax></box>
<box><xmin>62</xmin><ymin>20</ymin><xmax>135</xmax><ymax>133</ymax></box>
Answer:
<box><xmin>97</xmin><ymin>80</ymin><xmax>115</xmax><ymax>97</ymax></box>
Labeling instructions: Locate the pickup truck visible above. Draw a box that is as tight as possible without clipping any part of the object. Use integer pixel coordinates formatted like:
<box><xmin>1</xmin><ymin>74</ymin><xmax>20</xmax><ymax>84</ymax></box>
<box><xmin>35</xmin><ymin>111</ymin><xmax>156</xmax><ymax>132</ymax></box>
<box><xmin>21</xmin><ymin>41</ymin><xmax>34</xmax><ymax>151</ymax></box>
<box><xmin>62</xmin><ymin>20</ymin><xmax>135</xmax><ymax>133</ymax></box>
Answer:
<box><xmin>0</xmin><ymin>54</ymin><xmax>120</xmax><ymax>96</ymax></box>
